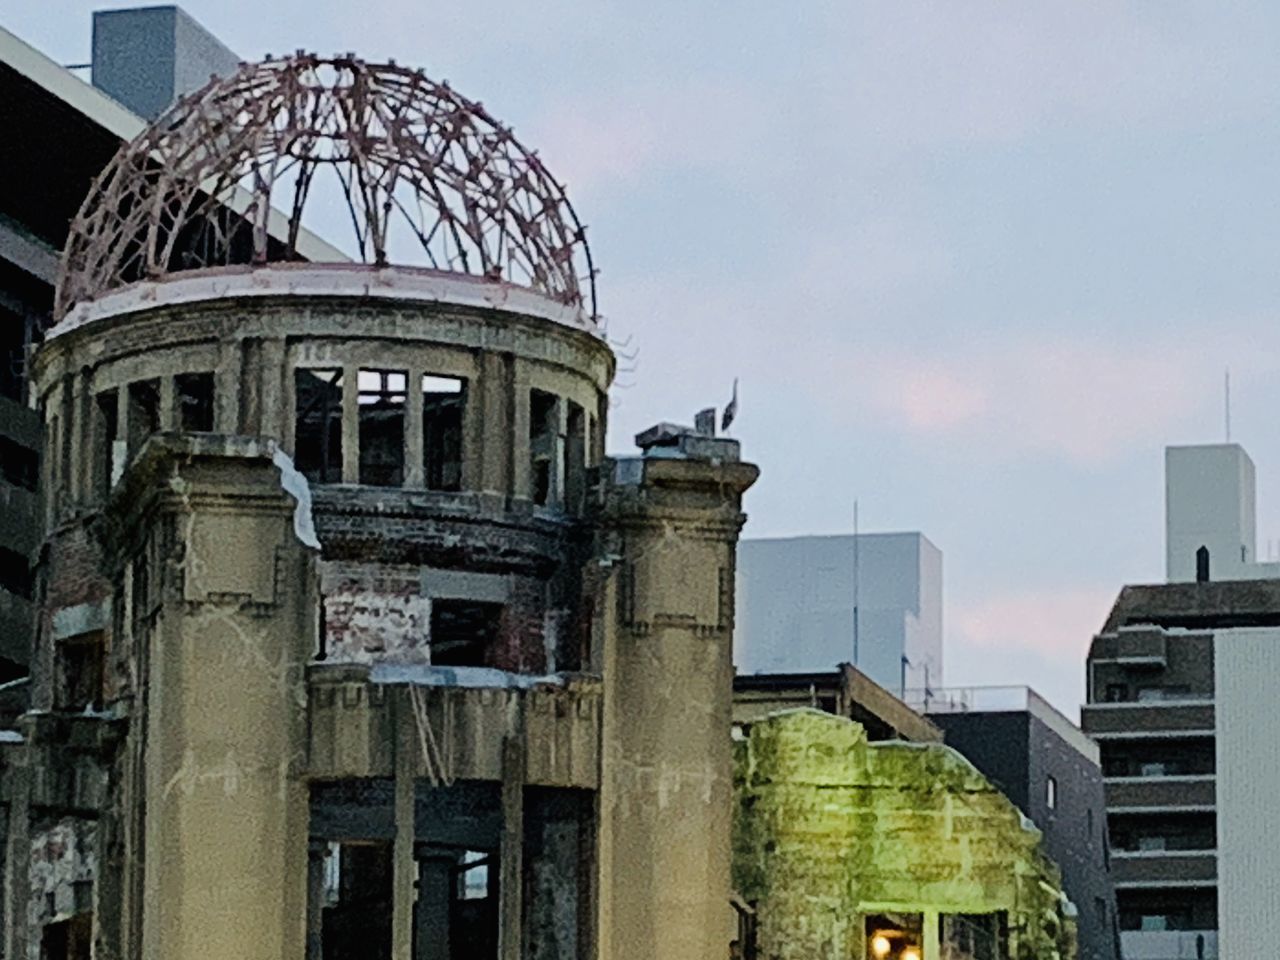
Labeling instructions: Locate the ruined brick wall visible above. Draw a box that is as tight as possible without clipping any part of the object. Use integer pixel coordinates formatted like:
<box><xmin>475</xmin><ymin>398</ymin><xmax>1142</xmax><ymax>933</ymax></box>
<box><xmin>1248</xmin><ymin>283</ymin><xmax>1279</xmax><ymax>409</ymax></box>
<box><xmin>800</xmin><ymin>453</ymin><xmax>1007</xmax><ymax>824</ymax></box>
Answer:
<box><xmin>734</xmin><ymin>709</ymin><xmax>1076</xmax><ymax>960</ymax></box>
<box><xmin>321</xmin><ymin>562</ymin><xmax>429</xmax><ymax>664</ymax></box>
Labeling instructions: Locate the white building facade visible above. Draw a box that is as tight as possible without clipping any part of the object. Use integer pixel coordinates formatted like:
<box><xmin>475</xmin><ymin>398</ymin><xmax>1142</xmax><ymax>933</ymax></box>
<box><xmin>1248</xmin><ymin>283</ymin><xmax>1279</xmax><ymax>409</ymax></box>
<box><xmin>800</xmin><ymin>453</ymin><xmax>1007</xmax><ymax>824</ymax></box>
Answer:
<box><xmin>1166</xmin><ymin>444</ymin><xmax>1280</xmax><ymax>582</ymax></box>
<box><xmin>733</xmin><ymin>533</ymin><xmax>942</xmax><ymax>695</ymax></box>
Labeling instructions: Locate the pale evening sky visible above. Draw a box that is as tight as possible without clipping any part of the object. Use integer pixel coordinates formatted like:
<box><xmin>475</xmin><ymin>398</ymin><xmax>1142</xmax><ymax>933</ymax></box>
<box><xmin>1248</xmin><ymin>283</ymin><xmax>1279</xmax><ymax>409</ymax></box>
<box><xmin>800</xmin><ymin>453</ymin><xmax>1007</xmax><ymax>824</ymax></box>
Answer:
<box><xmin>13</xmin><ymin>1</ymin><xmax>1280</xmax><ymax>716</ymax></box>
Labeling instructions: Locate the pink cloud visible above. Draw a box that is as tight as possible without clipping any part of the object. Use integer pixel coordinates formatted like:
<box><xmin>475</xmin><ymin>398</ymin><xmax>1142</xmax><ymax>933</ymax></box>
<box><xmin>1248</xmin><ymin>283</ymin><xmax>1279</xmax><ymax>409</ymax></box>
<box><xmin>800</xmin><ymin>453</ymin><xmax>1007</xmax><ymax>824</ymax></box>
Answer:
<box><xmin>953</xmin><ymin>586</ymin><xmax>1116</xmax><ymax>661</ymax></box>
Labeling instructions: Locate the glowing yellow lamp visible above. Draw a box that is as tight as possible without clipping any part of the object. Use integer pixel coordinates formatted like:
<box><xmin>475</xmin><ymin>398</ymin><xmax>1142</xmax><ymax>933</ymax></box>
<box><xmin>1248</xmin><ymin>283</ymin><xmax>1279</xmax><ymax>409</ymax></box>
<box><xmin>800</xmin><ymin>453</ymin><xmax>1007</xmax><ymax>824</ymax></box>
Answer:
<box><xmin>900</xmin><ymin>949</ymin><xmax>922</xmax><ymax>960</ymax></box>
<box><xmin>870</xmin><ymin>935</ymin><xmax>892</xmax><ymax>958</ymax></box>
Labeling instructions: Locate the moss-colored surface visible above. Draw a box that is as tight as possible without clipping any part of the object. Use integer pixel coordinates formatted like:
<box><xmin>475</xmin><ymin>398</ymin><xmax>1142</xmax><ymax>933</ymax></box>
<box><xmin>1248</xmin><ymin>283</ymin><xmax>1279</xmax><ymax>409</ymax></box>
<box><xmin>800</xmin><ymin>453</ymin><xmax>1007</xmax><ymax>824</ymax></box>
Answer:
<box><xmin>734</xmin><ymin>709</ymin><xmax>1076</xmax><ymax>960</ymax></box>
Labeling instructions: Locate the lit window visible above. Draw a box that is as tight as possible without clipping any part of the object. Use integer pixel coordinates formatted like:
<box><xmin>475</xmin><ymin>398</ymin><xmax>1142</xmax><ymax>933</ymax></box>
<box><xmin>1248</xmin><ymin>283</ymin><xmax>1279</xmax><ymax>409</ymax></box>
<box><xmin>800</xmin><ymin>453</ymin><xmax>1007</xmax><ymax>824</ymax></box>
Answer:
<box><xmin>1046</xmin><ymin>775</ymin><xmax>1057</xmax><ymax>810</ymax></box>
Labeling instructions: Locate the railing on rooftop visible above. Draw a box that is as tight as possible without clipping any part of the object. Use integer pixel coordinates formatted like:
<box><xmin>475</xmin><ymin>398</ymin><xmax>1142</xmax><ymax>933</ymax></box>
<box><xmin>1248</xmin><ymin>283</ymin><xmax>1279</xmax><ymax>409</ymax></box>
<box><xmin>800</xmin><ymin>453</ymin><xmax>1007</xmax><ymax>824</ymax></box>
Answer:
<box><xmin>904</xmin><ymin>685</ymin><xmax>1099</xmax><ymax>765</ymax></box>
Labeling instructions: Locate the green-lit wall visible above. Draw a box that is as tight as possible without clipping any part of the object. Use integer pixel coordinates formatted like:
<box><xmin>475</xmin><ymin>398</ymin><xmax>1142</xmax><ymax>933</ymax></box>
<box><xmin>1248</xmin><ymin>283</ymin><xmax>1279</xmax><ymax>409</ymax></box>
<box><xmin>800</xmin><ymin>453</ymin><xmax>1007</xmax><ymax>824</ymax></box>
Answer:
<box><xmin>733</xmin><ymin>709</ymin><xmax>1076</xmax><ymax>960</ymax></box>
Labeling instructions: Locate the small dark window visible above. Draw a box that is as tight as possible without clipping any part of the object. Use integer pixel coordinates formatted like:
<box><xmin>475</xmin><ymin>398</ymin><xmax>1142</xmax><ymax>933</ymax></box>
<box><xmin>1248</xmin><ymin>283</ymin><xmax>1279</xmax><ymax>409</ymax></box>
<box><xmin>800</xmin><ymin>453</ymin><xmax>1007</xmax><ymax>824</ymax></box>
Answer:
<box><xmin>1196</xmin><ymin>545</ymin><xmax>1210</xmax><ymax>583</ymax></box>
<box><xmin>57</xmin><ymin>631</ymin><xmax>104</xmax><ymax>713</ymax></box>
<box><xmin>294</xmin><ymin>369</ymin><xmax>344</xmax><ymax>483</ymax></box>
<box><xmin>39</xmin><ymin>912</ymin><xmax>93</xmax><ymax>960</ymax></box>
<box><xmin>175</xmin><ymin>372</ymin><xmax>215</xmax><ymax>432</ymax></box>
<box><xmin>430</xmin><ymin>600</ymin><xmax>503</xmax><ymax>667</ymax></box>
<box><xmin>127</xmin><ymin>379</ymin><xmax>161</xmax><ymax>453</ymax></box>
<box><xmin>423</xmin><ymin>374</ymin><xmax>465</xmax><ymax>491</ymax></box>
<box><xmin>529</xmin><ymin>389</ymin><xmax>557</xmax><ymax>506</ymax></box>
<box><xmin>564</xmin><ymin>401</ymin><xmax>585</xmax><ymax>512</ymax></box>
<box><xmin>320</xmin><ymin>841</ymin><xmax>393</xmax><ymax>960</ymax></box>
<box><xmin>0</xmin><ymin>435</ymin><xmax>37</xmax><ymax>491</ymax></box>
<box><xmin>358</xmin><ymin>369</ymin><xmax>406</xmax><ymax>487</ymax></box>
<box><xmin>94</xmin><ymin>390</ymin><xmax>118</xmax><ymax>495</ymax></box>
<box><xmin>0</xmin><ymin>546</ymin><xmax>32</xmax><ymax>599</ymax></box>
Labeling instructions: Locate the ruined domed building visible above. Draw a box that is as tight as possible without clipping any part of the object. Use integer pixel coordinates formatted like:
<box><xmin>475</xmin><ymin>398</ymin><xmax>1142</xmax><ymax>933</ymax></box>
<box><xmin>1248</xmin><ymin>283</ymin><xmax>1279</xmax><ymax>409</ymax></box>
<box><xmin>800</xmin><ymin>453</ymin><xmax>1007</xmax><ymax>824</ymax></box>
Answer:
<box><xmin>11</xmin><ymin>56</ymin><xmax>757</xmax><ymax>960</ymax></box>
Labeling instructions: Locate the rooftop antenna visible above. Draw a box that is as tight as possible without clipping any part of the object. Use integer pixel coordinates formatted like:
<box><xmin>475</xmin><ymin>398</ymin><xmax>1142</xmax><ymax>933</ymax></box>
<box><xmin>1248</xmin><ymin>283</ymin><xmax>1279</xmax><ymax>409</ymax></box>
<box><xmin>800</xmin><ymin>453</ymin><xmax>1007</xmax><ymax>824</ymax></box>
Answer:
<box><xmin>853</xmin><ymin>499</ymin><xmax>860</xmax><ymax>667</ymax></box>
<box><xmin>1225</xmin><ymin>367</ymin><xmax>1231</xmax><ymax>443</ymax></box>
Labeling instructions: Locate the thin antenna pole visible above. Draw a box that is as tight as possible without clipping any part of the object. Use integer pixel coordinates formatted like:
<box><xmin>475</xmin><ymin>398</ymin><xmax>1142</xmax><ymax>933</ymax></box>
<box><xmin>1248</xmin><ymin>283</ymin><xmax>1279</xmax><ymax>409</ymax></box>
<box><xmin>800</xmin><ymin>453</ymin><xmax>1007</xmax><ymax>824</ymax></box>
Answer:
<box><xmin>853</xmin><ymin>500</ymin><xmax>860</xmax><ymax>667</ymax></box>
<box><xmin>1225</xmin><ymin>368</ymin><xmax>1231</xmax><ymax>443</ymax></box>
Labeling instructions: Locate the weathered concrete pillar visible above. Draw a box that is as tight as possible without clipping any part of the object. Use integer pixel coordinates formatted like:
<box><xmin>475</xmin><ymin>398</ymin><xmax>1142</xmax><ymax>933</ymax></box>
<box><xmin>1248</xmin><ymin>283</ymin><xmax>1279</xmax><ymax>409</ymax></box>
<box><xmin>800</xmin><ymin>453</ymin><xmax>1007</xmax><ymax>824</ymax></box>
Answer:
<box><xmin>498</xmin><ymin>732</ymin><xmax>525</xmax><ymax>960</ymax></box>
<box><xmin>342</xmin><ymin>362</ymin><xmax>360</xmax><ymax>483</ymax></box>
<box><xmin>105</xmin><ymin>436</ymin><xmax>318</xmax><ymax>960</ymax></box>
<box><xmin>393</xmin><ymin>691</ymin><xmax>416</xmax><ymax>960</ymax></box>
<box><xmin>598</xmin><ymin>439</ymin><xmax>758</xmax><ymax>960</ymax></box>
<box><xmin>306</xmin><ymin>841</ymin><xmax>327</xmax><ymax>960</ymax></box>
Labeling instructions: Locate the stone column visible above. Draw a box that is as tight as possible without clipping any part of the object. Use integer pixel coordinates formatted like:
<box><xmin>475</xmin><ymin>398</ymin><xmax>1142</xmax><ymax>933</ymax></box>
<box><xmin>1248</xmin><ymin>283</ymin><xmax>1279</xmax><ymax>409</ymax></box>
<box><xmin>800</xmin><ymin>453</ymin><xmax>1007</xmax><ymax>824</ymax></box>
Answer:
<box><xmin>598</xmin><ymin>443</ymin><xmax>758</xmax><ymax>960</ymax></box>
<box><xmin>414</xmin><ymin>850</ymin><xmax>454</xmax><ymax>960</ymax></box>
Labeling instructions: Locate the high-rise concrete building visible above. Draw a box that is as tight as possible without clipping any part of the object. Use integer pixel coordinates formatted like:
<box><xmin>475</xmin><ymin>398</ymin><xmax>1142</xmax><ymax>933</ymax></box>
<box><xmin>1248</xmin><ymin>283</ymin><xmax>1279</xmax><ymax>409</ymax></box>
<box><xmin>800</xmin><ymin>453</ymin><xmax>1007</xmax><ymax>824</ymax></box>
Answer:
<box><xmin>1083</xmin><ymin>441</ymin><xmax>1280</xmax><ymax>960</ymax></box>
<box><xmin>1</xmin><ymin>44</ymin><xmax>760</xmax><ymax>960</ymax></box>
<box><xmin>734</xmin><ymin>533</ymin><xmax>942</xmax><ymax>695</ymax></box>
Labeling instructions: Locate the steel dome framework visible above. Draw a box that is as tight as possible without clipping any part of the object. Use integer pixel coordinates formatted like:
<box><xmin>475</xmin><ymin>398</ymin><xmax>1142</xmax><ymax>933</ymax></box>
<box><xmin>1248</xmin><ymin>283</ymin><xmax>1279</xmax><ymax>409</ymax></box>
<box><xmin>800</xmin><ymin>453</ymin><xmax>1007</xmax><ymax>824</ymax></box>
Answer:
<box><xmin>56</xmin><ymin>54</ymin><xmax>597</xmax><ymax>321</ymax></box>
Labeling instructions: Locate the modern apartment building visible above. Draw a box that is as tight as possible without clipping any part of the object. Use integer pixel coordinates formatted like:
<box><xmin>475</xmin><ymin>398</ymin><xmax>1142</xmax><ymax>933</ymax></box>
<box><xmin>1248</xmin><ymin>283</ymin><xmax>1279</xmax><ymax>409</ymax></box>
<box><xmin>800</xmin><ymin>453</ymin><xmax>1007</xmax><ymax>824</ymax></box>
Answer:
<box><xmin>734</xmin><ymin>532</ymin><xmax>942</xmax><ymax>695</ymax></box>
<box><xmin>1082</xmin><ymin>441</ymin><xmax>1280</xmax><ymax>960</ymax></box>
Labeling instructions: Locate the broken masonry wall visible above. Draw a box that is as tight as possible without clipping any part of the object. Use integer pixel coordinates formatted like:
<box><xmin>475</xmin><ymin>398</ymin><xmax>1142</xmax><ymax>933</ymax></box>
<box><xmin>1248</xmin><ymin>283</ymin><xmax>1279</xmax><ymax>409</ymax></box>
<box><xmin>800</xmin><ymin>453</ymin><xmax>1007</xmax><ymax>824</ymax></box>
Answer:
<box><xmin>321</xmin><ymin>562</ymin><xmax>429</xmax><ymax>664</ymax></box>
<box><xmin>734</xmin><ymin>710</ymin><xmax>1076</xmax><ymax>960</ymax></box>
<box><xmin>319</xmin><ymin>560</ymin><xmax>555</xmax><ymax>674</ymax></box>
<box><xmin>27</xmin><ymin>817</ymin><xmax>95</xmax><ymax>960</ymax></box>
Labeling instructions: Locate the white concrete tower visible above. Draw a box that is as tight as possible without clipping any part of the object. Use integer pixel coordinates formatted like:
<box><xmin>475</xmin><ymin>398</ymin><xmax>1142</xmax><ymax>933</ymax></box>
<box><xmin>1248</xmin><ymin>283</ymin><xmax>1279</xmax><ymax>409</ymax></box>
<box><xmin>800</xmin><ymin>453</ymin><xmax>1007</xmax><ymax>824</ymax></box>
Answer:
<box><xmin>1166</xmin><ymin>444</ymin><xmax>1263</xmax><ymax>582</ymax></box>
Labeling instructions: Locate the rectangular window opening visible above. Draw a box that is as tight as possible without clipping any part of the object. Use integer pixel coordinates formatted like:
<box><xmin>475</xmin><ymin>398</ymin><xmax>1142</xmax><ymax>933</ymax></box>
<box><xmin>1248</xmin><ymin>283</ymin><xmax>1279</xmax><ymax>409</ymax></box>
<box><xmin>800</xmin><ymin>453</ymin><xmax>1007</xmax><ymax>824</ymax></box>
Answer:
<box><xmin>126</xmin><ymin>379</ymin><xmax>161</xmax><ymax>454</ymax></box>
<box><xmin>0</xmin><ymin>545</ymin><xmax>32</xmax><ymax>599</ymax></box>
<box><xmin>423</xmin><ymin>374</ymin><xmax>465</xmax><ymax>491</ymax></box>
<box><xmin>1046</xmin><ymin>775</ymin><xmax>1057</xmax><ymax>810</ymax></box>
<box><xmin>39</xmin><ymin>911</ymin><xmax>93</xmax><ymax>960</ymax></box>
<box><xmin>319</xmin><ymin>841</ymin><xmax>393</xmax><ymax>960</ymax></box>
<box><xmin>564</xmin><ymin>401</ymin><xmax>585</xmax><ymax>512</ymax></box>
<box><xmin>93</xmin><ymin>390</ymin><xmax>119</xmax><ymax>496</ymax></box>
<box><xmin>0</xmin><ymin>435</ymin><xmax>37</xmax><ymax>491</ymax></box>
<box><xmin>294</xmin><ymin>368</ymin><xmax>344</xmax><ymax>484</ymax></box>
<box><xmin>529</xmin><ymin>389</ymin><xmax>557</xmax><ymax>506</ymax></box>
<box><xmin>429</xmin><ymin>599</ymin><xmax>503</xmax><ymax>667</ymax></box>
<box><xmin>57</xmin><ymin>631</ymin><xmax>104</xmax><ymax>713</ymax></box>
<box><xmin>865</xmin><ymin>912</ymin><xmax>923</xmax><ymax>960</ymax></box>
<box><xmin>358</xmin><ymin>369</ymin><xmax>406</xmax><ymax>487</ymax></box>
<box><xmin>176</xmin><ymin>372</ymin><xmax>215</xmax><ymax>432</ymax></box>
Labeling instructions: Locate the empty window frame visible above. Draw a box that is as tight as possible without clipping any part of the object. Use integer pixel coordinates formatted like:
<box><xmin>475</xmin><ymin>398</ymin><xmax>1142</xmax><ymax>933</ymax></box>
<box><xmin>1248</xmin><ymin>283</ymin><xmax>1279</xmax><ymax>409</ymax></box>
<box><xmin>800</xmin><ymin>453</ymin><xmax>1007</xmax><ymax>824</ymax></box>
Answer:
<box><xmin>0</xmin><ymin>545</ymin><xmax>31</xmax><ymax>599</ymax></box>
<box><xmin>422</xmin><ymin>374</ymin><xmax>465</xmax><ymax>491</ymax></box>
<box><xmin>175</xmin><ymin>372</ymin><xmax>215</xmax><ymax>432</ymax></box>
<box><xmin>529</xmin><ymin>389</ymin><xmax>558</xmax><ymax>506</ymax></box>
<box><xmin>93</xmin><ymin>390</ymin><xmax>118</xmax><ymax>496</ymax></box>
<box><xmin>429</xmin><ymin>600</ymin><xmax>503</xmax><ymax>667</ymax></box>
<box><xmin>126</xmin><ymin>379</ymin><xmax>161</xmax><ymax>453</ymax></box>
<box><xmin>39</xmin><ymin>912</ymin><xmax>93</xmax><ymax>960</ymax></box>
<box><xmin>0</xmin><ymin>434</ymin><xmax>37</xmax><ymax>491</ymax></box>
<box><xmin>319</xmin><ymin>841</ymin><xmax>394</xmax><ymax>960</ymax></box>
<box><xmin>358</xmin><ymin>369</ymin><xmax>406</xmax><ymax>487</ymax></box>
<box><xmin>57</xmin><ymin>631</ymin><xmax>105</xmax><ymax>712</ymax></box>
<box><xmin>294</xmin><ymin>369</ymin><xmax>344</xmax><ymax>484</ymax></box>
<box><xmin>564</xmin><ymin>400</ymin><xmax>585</xmax><ymax>512</ymax></box>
